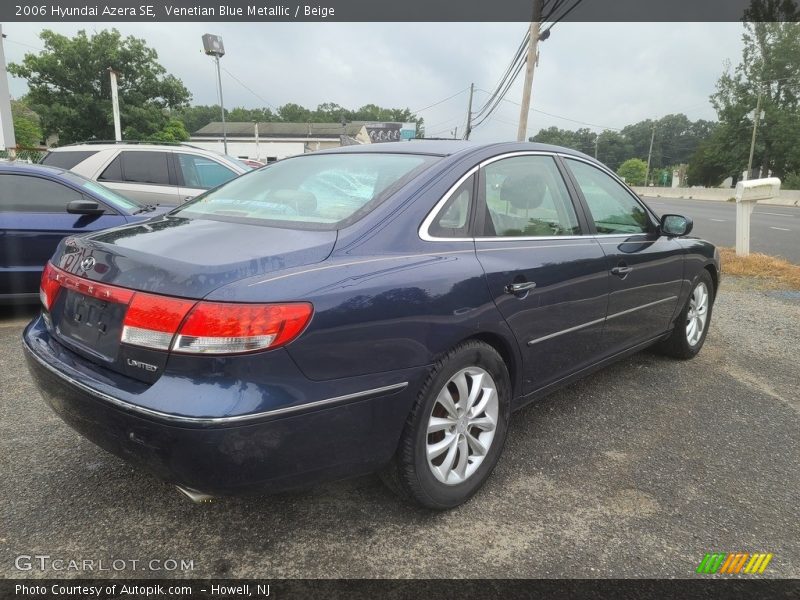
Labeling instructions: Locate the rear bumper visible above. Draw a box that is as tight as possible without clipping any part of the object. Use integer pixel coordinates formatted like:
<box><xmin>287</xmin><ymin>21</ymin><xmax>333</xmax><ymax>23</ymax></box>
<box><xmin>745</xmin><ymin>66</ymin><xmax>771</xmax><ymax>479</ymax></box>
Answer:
<box><xmin>23</xmin><ymin>316</ymin><xmax>425</xmax><ymax>495</ymax></box>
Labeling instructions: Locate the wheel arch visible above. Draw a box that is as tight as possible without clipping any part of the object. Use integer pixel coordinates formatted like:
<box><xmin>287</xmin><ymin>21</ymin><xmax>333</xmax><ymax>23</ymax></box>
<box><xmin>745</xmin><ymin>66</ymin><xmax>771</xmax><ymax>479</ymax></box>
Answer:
<box><xmin>461</xmin><ymin>331</ymin><xmax>522</xmax><ymax>400</ymax></box>
<box><xmin>704</xmin><ymin>262</ymin><xmax>719</xmax><ymax>299</ymax></box>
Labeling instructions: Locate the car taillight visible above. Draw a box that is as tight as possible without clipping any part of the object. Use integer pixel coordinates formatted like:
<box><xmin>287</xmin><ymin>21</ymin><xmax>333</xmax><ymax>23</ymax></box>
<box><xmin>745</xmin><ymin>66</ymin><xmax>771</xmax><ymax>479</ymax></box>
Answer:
<box><xmin>40</xmin><ymin>262</ymin><xmax>313</xmax><ymax>355</ymax></box>
<box><xmin>121</xmin><ymin>293</ymin><xmax>197</xmax><ymax>351</ymax></box>
<box><xmin>172</xmin><ymin>302</ymin><xmax>313</xmax><ymax>354</ymax></box>
<box><xmin>39</xmin><ymin>262</ymin><xmax>61</xmax><ymax>311</ymax></box>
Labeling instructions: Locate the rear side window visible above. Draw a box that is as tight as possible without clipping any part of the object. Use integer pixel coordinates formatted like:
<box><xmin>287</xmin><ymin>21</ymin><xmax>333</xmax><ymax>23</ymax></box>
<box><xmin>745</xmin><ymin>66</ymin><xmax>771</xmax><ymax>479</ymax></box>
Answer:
<box><xmin>40</xmin><ymin>150</ymin><xmax>98</xmax><ymax>170</ymax></box>
<box><xmin>176</xmin><ymin>153</ymin><xmax>237</xmax><ymax>189</ymax></box>
<box><xmin>481</xmin><ymin>155</ymin><xmax>580</xmax><ymax>237</ymax></box>
<box><xmin>428</xmin><ymin>174</ymin><xmax>474</xmax><ymax>238</ymax></box>
<box><xmin>0</xmin><ymin>174</ymin><xmax>83</xmax><ymax>212</ymax></box>
<box><xmin>99</xmin><ymin>151</ymin><xmax>171</xmax><ymax>186</ymax></box>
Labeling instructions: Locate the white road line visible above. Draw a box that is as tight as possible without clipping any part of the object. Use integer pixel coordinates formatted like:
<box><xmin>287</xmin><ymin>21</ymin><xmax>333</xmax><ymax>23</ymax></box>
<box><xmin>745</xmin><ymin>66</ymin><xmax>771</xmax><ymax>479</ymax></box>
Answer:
<box><xmin>769</xmin><ymin>226</ymin><xmax>791</xmax><ymax>231</ymax></box>
<box><xmin>757</xmin><ymin>212</ymin><xmax>794</xmax><ymax>217</ymax></box>
<box><xmin>710</xmin><ymin>218</ymin><xmax>727</xmax><ymax>222</ymax></box>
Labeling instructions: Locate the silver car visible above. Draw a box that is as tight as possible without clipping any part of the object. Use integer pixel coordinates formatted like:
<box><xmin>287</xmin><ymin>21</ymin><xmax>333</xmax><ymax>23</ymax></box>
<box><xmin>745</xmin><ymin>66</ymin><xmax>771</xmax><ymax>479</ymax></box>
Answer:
<box><xmin>40</xmin><ymin>142</ymin><xmax>250</xmax><ymax>206</ymax></box>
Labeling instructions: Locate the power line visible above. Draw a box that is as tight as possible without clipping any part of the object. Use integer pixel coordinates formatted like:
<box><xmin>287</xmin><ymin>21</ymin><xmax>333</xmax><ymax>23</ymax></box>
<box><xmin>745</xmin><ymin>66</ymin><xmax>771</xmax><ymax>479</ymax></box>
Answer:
<box><xmin>411</xmin><ymin>88</ymin><xmax>469</xmax><ymax>114</ymax></box>
<box><xmin>541</xmin><ymin>0</ymin><xmax>587</xmax><ymax>36</ymax></box>
<box><xmin>474</xmin><ymin>88</ymin><xmax>622</xmax><ymax>132</ymax></box>
<box><xmin>3</xmin><ymin>38</ymin><xmax>45</xmax><ymax>52</ymax></box>
<box><xmin>220</xmin><ymin>65</ymin><xmax>277</xmax><ymax>109</ymax></box>
<box><xmin>472</xmin><ymin>30</ymin><xmax>529</xmax><ymax>120</ymax></box>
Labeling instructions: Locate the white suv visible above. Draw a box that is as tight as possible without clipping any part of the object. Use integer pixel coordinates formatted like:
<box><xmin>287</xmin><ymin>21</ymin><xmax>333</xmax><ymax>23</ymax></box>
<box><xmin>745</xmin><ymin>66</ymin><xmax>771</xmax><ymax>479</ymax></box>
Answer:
<box><xmin>41</xmin><ymin>142</ymin><xmax>250</xmax><ymax>206</ymax></box>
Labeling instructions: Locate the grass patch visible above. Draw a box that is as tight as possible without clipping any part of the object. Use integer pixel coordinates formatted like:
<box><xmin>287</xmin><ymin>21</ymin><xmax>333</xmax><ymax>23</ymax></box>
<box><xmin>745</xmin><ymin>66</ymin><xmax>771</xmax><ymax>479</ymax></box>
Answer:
<box><xmin>720</xmin><ymin>247</ymin><xmax>800</xmax><ymax>290</ymax></box>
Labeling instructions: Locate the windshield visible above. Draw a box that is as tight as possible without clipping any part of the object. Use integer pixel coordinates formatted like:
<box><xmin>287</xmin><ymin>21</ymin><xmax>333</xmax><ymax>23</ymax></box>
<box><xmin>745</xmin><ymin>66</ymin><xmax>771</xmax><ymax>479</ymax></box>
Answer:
<box><xmin>172</xmin><ymin>153</ymin><xmax>436</xmax><ymax>228</ymax></box>
<box><xmin>60</xmin><ymin>171</ymin><xmax>143</xmax><ymax>212</ymax></box>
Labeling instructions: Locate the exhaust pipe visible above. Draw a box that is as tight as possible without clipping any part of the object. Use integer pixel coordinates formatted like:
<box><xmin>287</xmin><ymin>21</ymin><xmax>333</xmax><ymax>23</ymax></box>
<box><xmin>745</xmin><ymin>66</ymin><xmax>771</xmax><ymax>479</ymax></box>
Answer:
<box><xmin>175</xmin><ymin>485</ymin><xmax>215</xmax><ymax>504</ymax></box>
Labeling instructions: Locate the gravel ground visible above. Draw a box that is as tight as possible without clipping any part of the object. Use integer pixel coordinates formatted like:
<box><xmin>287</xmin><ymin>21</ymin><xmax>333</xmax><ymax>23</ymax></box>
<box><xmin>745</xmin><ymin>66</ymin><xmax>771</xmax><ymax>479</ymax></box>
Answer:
<box><xmin>0</xmin><ymin>276</ymin><xmax>798</xmax><ymax>579</ymax></box>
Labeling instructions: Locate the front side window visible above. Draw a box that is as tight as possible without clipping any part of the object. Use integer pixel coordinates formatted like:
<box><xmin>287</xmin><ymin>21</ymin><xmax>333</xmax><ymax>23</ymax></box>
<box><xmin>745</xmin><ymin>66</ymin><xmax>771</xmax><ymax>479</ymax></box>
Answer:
<box><xmin>565</xmin><ymin>159</ymin><xmax>650</xmax><ymax>234</ymax></box>
<box><xmin>176</xmin><ymin>153</ymin><xmax>238</xmax><ymax>189</ymax></box>
<box><xmin>482</xmin><ymin>155</ymin><xmax>580</xmax><ymax>237</ymax></box>
<box><xmin>0</xmin><ymin>174</ymin><xmax>83</xmax><ymax>212</ymax></box>
<box><xmin>174</xmin><ymin>153</ymin><xmax>437</xmax><ymax>229</ymax></box>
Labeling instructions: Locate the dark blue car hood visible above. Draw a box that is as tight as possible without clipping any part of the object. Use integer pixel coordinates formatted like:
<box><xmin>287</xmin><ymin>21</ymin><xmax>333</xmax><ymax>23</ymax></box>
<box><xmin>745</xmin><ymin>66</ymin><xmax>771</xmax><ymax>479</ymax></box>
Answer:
<box><xmin>52</xmin><ymin>215</ymin><xmax>336</xmax><ymax>298</ymax></box>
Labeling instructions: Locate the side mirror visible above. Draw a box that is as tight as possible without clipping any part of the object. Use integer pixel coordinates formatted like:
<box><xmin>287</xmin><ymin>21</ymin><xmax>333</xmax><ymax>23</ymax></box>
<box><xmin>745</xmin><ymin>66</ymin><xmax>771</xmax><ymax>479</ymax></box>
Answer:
<box><xmin>660</xmin><ymin>214</ymin><xmax>693</xmax><ymax>237</ymax></box>
<box><xmin>67</xmin><ymin>200</ymin><xmax>105</xmax><ymax>215</ymax></box>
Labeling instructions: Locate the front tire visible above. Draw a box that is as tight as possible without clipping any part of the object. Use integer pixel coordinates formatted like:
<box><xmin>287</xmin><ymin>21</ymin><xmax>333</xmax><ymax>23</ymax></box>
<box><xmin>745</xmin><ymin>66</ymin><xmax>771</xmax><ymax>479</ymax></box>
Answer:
<box><xmin>381</xmin><ymin>341</ymin><xmax>511</xmax><ymax>509</ymax></box>
<box><xmin>656</xmin><ymin>270</ymin><xmax>714</xmax><ymax>359</ymax></box>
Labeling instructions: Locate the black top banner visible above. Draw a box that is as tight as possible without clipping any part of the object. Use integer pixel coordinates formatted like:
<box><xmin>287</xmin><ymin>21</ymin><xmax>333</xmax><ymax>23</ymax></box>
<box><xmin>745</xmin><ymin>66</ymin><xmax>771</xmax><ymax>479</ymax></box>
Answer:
<box><xmin>2</xmin><ymin>578</ymin><xmax>800</xmax><ymax>600</ymax></box>
<box><xmin>1</xmin><ymin>0</ymin><xmax>799</xmax><ymax>22</ymax></box>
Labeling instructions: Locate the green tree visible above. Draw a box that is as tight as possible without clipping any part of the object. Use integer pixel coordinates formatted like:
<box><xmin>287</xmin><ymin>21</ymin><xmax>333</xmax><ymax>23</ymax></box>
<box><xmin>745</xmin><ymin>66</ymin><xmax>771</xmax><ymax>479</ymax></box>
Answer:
<box><xmin>686</xmin><ymin>128</ymin><xmax>733</xmax><ymax>186</ymax></box>
<box><xmin>11</xmin><ymin>98</ymin><xmax>43</xmax><ymax>148</ymax></box>
<box><xmin>617</xmin><ymin>158</ymin><xmax>648</xmax><ymax>185</ymax></box>
<box><xmin>594</xmin><ymin>130</ymin><xmax>633</xmax><ymax>171</ymax></box>
<box><xmin>709</xmin><ymin>8</ymin><xmax>800</xmax><ymax>180</ymax></box>
<box><xmin>142</xmin><ymin>118</ymin><xmax>190</xmax><ymax>143</ymax></box>
<box><xmin>175</xmin><ymin>105</ymin><xmax>225</xmax><ymax>134</ymax></box>
<box><xmin>9</xmin><ymin>29</ymin><xmax>191</xmax><ymax>144</ymax></box>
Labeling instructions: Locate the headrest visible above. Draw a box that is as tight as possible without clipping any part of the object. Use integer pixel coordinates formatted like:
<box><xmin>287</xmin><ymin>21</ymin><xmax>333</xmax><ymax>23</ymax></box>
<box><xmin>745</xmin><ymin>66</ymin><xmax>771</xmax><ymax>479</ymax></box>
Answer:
<box><xmin>500</xmin><ymin>173</ymin><xmax>546</xmax><ymax>210</ymax></box>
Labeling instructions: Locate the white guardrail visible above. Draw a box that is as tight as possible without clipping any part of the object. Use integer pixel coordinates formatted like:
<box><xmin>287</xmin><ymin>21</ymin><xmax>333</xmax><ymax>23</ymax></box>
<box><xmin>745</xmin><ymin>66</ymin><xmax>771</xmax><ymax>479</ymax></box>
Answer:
<box><xmin>735</xmin><ymin>177</ymin><xmax>781</xmax><ymax>257</ymax></box>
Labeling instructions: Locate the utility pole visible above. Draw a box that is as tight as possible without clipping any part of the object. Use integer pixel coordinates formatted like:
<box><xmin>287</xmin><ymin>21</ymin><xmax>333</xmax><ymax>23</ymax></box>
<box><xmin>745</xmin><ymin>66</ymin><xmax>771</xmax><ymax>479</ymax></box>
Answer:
<box><xmin>746</xmin><ymin>87</ymin><xmax>764</xmax><ymax>181</ymax></box>
<box><xmin>516</xmin><ymin>0</ymin><xmax>544</xmax><ymax>142</ymax></box>
<box><xmin>254</xmin><ymin>122</ymin><xmax>260</xmax><ymax>162</ymax></box>
<box><xmin>107</xmin><ymin>68</ymin><xmax>122</xmax><ymax>141</ymax></box>
<box><xmin>644</xmin><ymin>124</ymin><xmax>656</xmax><ymax>188</ymax></box>
<box><xmin>594</xmin><ymin>134</ymin><xmax>599</xmax><ymax>159</ymax></box>
<box><xmin>452</xmin><ymin>126</ymin><xmax>458</xmax><ymax>140</ymax></box>
<box><xmin>463</xmin><ymin>83</ymin><xmax>475</xmax><ymax>140</ymax></box>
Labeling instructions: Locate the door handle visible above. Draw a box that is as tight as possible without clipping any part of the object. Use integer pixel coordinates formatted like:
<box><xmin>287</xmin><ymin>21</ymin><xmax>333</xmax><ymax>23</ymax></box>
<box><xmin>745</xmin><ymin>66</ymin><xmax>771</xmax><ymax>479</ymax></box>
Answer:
<box><xmin>611</xmin><ymin>265</ymin><xmax>633</xmax><ymax>278</ymax></box>
<box><xmin>505</xmin><ymin>281</ymin><xmax>537</xmax><ymax>295</ymax></box>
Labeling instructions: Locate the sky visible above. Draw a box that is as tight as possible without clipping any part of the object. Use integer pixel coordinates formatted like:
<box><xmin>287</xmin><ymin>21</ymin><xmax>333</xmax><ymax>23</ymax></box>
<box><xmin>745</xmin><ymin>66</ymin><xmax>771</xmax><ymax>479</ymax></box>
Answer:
<box><xmin>1</xmin><ymin>22</ymin><xmax>746</xmax><ymax>141</ymax></box>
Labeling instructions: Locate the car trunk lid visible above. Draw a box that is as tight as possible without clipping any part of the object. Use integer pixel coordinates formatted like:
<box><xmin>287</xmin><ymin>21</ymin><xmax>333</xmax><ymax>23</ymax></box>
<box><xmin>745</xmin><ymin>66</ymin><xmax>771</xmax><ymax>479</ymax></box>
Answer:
<box><xmin>44</xmin><ymin>215</ymin><xmax>335</xmax><ymax>383</ymax></box>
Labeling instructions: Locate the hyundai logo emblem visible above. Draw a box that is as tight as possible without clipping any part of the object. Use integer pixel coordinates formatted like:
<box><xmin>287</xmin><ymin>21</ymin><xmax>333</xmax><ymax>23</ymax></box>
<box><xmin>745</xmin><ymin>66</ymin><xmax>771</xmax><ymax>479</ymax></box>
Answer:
<box><xmin>79</xmin><ymin>257</ymin><xmax>96</xmax><ymax>272</ymax></box>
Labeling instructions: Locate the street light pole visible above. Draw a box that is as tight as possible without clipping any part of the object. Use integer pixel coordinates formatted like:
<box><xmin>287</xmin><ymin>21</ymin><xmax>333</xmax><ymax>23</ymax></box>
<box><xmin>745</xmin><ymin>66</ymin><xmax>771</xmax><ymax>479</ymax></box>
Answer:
<box><xmin>0</xmin><ymin>25</ymin><xmax>17</xmax><ymax>159</ymax></box>
<box><xmin>202</xmin><ymin>33</ymin><xmax>228</xmax><ymax>155</ymax></box>
<box><xmin>214</xmin><ymin>55</ymin><xmax>228</xmax><ymax>155</ymax></box>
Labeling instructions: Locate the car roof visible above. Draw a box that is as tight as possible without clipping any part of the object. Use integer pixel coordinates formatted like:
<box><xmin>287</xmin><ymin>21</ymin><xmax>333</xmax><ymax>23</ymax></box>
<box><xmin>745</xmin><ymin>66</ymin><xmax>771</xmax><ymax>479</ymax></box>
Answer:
<box><xmin>49</xmin><ymin>141</ymin><xmax>214</xmax><ymax>152</ymax></box>
<box><xmin>312</xmin><ymin>140</ymin><xmax>597</xmax><ymax>161</ymax></box>
<box><xmin>0</xmin><ymin>162</ymin><xmax>68</xmax><ymax>177</ymax></box>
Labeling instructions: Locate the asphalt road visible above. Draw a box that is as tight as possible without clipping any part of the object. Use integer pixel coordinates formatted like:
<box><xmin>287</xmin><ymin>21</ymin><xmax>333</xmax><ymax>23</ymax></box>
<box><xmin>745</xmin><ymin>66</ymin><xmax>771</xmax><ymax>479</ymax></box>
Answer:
<box><xmin>1</xmin><ymin>277</ymin><xmax>798</xmax><ymax>579</ymax></box>
<box><xmin>643</xmin><ymin>196</ymin><xmax>800</xmax><ymax>263</ymax></box>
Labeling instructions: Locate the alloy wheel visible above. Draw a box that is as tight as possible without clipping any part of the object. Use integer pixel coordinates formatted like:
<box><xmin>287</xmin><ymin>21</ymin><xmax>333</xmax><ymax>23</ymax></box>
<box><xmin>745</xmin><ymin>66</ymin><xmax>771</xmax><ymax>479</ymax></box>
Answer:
<box><xmin>425</xmin><ymin>367</ymin><xmax>499</xmax><ymax>485</ymax></box>
<box><xmin>686</xmin><ymin>282</ymin><xmax>709</xmax><ymax>347</ymax></box>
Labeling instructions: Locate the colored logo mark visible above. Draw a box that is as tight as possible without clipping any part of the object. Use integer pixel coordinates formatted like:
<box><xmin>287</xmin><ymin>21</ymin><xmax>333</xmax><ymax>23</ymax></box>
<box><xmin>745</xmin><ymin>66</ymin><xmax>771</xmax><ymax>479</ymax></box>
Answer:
<box><xmin>696</xmin><ymin>552</ymin><xmax>773</xmax><ymax>574</ymax></box>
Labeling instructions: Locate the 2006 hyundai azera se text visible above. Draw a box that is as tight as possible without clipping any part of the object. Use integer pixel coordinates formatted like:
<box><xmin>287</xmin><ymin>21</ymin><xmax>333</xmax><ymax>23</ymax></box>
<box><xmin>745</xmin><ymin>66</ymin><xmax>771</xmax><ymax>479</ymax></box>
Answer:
<box><xmin>23</xmin><ymin>141</ymin><xmax>720</xmax><ymax>508</ymax></box>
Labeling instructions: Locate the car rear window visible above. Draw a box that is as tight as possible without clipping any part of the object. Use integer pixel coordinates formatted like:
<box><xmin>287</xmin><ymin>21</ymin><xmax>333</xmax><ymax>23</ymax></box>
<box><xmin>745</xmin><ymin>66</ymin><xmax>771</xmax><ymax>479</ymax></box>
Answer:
<box><xmin>40</xmin><ymin>150</ymin><xmax>98</xmax><ymax>170</ymax></box>
<box><xmin>172</xmin><ymin>153</ymin><xmax>437</xmax><ymax>229</ymax></box>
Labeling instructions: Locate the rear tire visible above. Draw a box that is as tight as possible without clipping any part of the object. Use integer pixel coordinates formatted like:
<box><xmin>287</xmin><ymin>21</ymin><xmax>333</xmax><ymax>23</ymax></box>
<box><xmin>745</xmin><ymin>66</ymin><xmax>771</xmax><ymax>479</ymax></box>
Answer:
<box><xmin>380</xmin><ymin>340</ymin><xmax>511</xmax><ymax>509</ymax></box>
<box><xmin>656</xmin><ymin>270</ymin><xmax>714</xmax><ymax>359</ymax></box>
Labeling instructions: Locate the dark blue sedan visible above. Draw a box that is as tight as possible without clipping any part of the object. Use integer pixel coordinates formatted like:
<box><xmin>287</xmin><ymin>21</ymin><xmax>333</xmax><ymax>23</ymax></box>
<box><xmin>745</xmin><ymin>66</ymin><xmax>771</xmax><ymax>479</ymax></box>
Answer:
<box><xmin>23</xmin><ymin>142</ymin><xmax>720</xmax><ymax>508</ymax></box>
<box><xmin>1</xmin><ymin>163</ymin><xmax>164</xmax><ymax>302</ymax></box>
